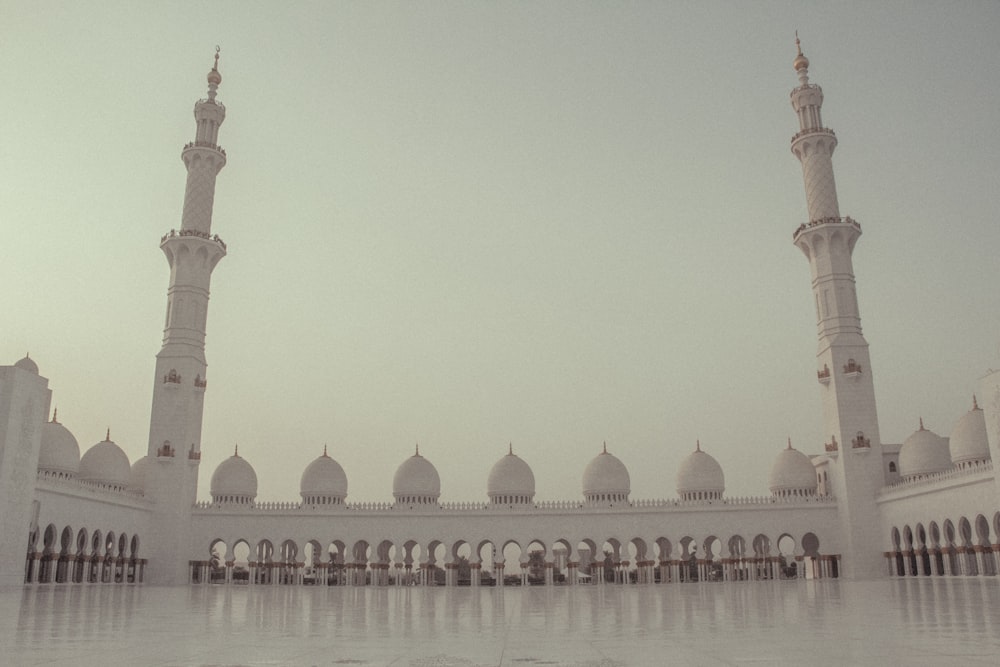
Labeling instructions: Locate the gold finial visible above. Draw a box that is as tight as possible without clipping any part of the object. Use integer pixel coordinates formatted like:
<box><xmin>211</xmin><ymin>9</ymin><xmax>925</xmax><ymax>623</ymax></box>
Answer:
<box><xmin>787</xmin><ymin>437</ymin><xmax>793</xmax><ymax>450</ymax></box>
<box><xmin>793</xmin><ymin>31</ymin><xmax>810</xmax><ymax>73</ymax></box>
<box><xmin>323</xmin><ymin>443</ymin><xmax>328</xmax><ymax>457</ymax></box>
<box><xmin>415</xmin><ymin>443</ymin><xmax>420</xmax><ymax>456</ymax></box>
<box><xmin>51</xmin><ymin>407</ymin><xmax>58</xmax><ymax>423</ymax></box>
<box><xmin>214</xmin><ymin>45</ymin><xmax>220</xmax><ymax>70</ymax></box>
<box><xmin>105</xmin><ymin>428</ymin><xmax>110</xmax><ymax>441</ymax></box>
<box><xmin>508</xmin><ymin>442</ymin><xmax>513</xmax><ymax>455</ymax></box>
<box><xmin>602</xmin><ymin>441</ymin><xmax>607</xmax><ymax>454</ymax></box>
<box><xmin>234</xmin><ymin>443</ymin><xmax>239</xmax><ymax>457</ymax></box>
<box><xmin>919</xmin><ymin>417</ymin><xmax>925</xmax><ymax>431</ymax></box>
<box><xmin>696</xmin><ymin>439</ymin><xmax>701</xmax><ymax>452</ymax></box>
<box><xmin>973</xmin><ymin>395</ymin><xmax>980</xmax><ymax>410</ymax></box>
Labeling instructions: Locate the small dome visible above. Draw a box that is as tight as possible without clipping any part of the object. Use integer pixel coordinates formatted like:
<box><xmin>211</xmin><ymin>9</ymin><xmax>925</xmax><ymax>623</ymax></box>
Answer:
<box><xmin>898</xmin><ymin>421</ymin><xmax>952</xmax><ymax>479</ymax></box>
<box><xmin>582</xmin><ymin>445</ymin><xmax>630</xmax><ymax>501</ymax></box>
<box><xmin>300</xmin><ymin>448</ymin><xmax>348</xmax><ymax>500</ymax></box>
<box><xmin>676</xmin><ymin>442</ymin><xmax>725</xmax><ymax>499</ymax></box>
<box><xmin>79</xmin><ymin>434</ymin><xmax>131</xmax><ymax>490</ymax></box>
<box><xmin>128</xmin><ymin>455</ymin><xmax>151</xmax><ymax>494</ymax></box>
<box><xmin>14</xmin><ymin>355</ymin><xmax>38</xmax><ymax>374</ymax></box>
<box><xmin>768</xmin><ymin>441</ymin><xmax>817</xmax><ymax>496</ymax></box>
<box><xmin>487</xmin><ymin>447</ymin><xmax>535</xmax><ymax>502</ymax></box>
<box><xmin>393</xmin><ymin>448</ymin><xmax>441</xmax><ymax>502</ymax></box>
<box><xmin>210</xmin><ymin>448</ymin><xmax>258</xmax><ymax>502</ymax></box>
<box><xmin>38</xmin><ymin>416</ymin><xmax>80</xmax><ymax>477</ymax></box>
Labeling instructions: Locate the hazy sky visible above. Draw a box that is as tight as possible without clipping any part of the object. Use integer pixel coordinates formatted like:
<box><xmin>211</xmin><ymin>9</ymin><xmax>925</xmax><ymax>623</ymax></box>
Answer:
<box><xmin>4</xmin><ymin>1</ymin><xmax>1000</xmax><ymax>503</ymax></box>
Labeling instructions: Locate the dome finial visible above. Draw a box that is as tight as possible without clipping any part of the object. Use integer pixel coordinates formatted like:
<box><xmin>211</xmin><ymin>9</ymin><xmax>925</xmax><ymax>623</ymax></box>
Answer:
<box><xmin>973</xmin><ymin>394</ymin><xmax>980</xmax><ymax>410</ymax></box>
<box><xmin>792</xmin><ymin>30</ymin><xmax>810</xmax><ymax>79</ymax></box>
<box><xmin>602</xmin><ymin>441</ymin><xmax>607</xmax><ymax>454</ymax></box>
<box><xmin>323</xmin><ymin>443</ymin><xmax>328</xmax><ymax>457</ymax></box>
<box><xmin>206</xmin><ymin>45</ymin><xmax>222</xmax><ymax>98</ymax></box>
<box><xmin>508</xmin><ymin>442</ymin><xmax>513</xmax><ymax>455</ymax></box>
<box><xmin>234</xmin><ymin>443</ymin><xmax>239</xmax><ymax>457</ymax></box>
<box><xmin>415</xmin><ymin>442</ymin><xmax>420</xmax><ymax>456</ymax></box>
<box><xmin>51</xmin><ymin>407</ymin><xmax>58</xmax><ymax>423</ymax></box>
<box><xmin>105</xmin><ymin>428</ymin><xmax>110</xmax><ymax>442</ymax></box>
<box><xmin>919</xmin><ymin>417</ymin><xmax>925</xmax><ymax>431</ymax></box>
<box><xmin>696</xmin><ymin>439</ymin><xmax>701</xmax><ymax>452</ymax></box>
<box><xmin>787</xmin><ymin>437</ymin><xmax>793</xmax><ymax>450</ymax></box>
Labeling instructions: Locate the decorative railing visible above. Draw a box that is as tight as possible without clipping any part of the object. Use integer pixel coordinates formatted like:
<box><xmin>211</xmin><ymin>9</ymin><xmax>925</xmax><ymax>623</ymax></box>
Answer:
<box><xmin>793</xmin><ymin>216</ymin><xmax>861</xmax><ymax>241</ymax></box>
<box><xmin>35</xmin><ymin>473</ymin><xmax>152</xmax><ymax>506</ymax></box>
<box><xmin>160</xmin><ymin>228</ymin><xmax>227</xmax><ymax>251</ymax></box>
<box><xmin>192</xmin><ymin>494</ymin><xmax>837</xmax><ymax>512</ymax></box>
<box><xmin>851</xmin><ymin>432</ymin><xmax>871</xmax><ymax>449</ymax></box>
<box><xmin>878</xmin><ymin>460</ymin><xmax>994</xmax><ymax>497</ymax></box>
<box><xmin>825</xmin><ymin>436</ymin><xmax>839</xmax><ymax>452</ymax></box>
<box><xmin>790</xmin><ymin>126</ymin><xmax>836</xmax><ymax>143</ymax></box>
<box><xmin>183</xmin><ymin>139</ymin><xmax>226</xmax><ymax>156</ymax></box>
<box><xmin>817</xmin><ymin>365</ymin><xmax>831</xmax><ymax>381</ymax></box>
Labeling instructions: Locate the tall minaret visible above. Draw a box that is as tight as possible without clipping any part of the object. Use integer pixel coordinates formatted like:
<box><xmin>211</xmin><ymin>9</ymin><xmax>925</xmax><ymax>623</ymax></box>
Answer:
<box><xmin>144</xmin><ymin>50</ymin><xmax>228</xmax><ymax>585</ymax></box>
<box><xmin>790</xmin><ymin>38</ymin><xmax>885</xmax><ymax>579</ymax></box>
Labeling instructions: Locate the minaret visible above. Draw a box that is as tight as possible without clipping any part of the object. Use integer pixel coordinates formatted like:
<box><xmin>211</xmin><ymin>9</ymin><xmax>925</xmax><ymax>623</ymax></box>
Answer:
<box><xmin>144</xmin><ymin>50</ymin><xmax>228</xmax><ymax>585</ymax></box>
<box><xmin>790</xmin><ymin>38</ymin><xmax>885</xmax><ymax>579</ymax></box>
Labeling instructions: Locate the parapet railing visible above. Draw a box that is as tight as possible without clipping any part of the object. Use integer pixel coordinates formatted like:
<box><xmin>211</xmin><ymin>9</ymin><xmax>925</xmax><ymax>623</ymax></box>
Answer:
<box><xmin>160</xmin><ymin>227</ymin><xmax>227</xmax><ymax>251</ymax></box>
<box><xmin>878</xmin><ymin>461</ymin><xmax>994</xmax><ymax>498</ymax></box>
<box><xmin>193</xmin><ymin>493</ymin><xmax>837</xmax><ymax>512</ymax></box>
<box><xmin>793</xmin><ymin>216</ymin><xmax>861</xmax><ymax>241</ymax></box>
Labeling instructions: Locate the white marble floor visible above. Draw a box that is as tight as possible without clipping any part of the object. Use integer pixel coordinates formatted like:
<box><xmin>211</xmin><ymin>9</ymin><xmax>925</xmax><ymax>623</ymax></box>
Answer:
<box><xmin>3</xmin><ymin>579</ymin><xmax>999</xmax><ymax>666</ymax></box>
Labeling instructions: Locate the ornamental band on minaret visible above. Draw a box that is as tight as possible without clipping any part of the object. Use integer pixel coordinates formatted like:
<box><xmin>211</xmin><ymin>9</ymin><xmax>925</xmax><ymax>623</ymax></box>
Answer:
<box><xmin>790</xmin><ymin>38</ymin><xmax>884</xmax><ymax>579</ymax></box>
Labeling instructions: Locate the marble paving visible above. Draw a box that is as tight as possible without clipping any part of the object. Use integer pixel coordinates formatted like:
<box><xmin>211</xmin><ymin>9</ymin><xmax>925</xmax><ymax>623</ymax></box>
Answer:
<box><xmin>2</xmin><ymin>579</ymin><xmax>999</xmax><ymax>666</ymax></box>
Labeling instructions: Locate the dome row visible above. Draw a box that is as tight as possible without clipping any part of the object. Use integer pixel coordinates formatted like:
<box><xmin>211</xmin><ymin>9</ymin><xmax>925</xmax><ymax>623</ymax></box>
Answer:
<box><xmin>37</xmin><ymin>396</ymin><xmax>992</xmax><ymax>501</ymax></box>
<box><xmin>897</xmin><ymin>399</ymin><xmax>991</xmax><ymax>480</ymax></box>
<box><xmin>208</xmin><ymin>440</ymin><xmax>818</xmax><ymax>506</ymax></box>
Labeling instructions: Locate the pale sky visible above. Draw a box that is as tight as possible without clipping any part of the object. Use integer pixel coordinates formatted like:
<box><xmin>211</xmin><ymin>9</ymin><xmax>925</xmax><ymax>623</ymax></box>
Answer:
<box><xmin>3</xmin><ymin>1</ymin><xmax>1000</xmax><ymax>504</ymax></box>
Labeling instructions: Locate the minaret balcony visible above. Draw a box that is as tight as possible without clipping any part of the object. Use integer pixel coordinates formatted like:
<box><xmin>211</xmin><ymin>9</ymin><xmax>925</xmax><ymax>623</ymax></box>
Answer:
<box><xmin>790</xmin><ymin>126</ymin><xmax>835</xmax><ymax>143</ymax></box>
<box><xmin>817</xmin><ymin>364</ymin><xmax>831</xmax><ymax>384</ymax></box>
<box><xmin>183</xmin><ymin>141</ymin><xmax>226</xmax><ymax>157</ymax></box>
<box><xmin>824</xmin><ymin>436</ymin><xmax>839</xmax><ymax>454</ymax></box>
<box><xmin>792</xmin><ymin>216</ymin><xmax>861</xmax><ymax>241</ymax></box>
<box><xmin>160</xmin><ymin>228</ymin><xmax>227</xmax><ymax>252</ymax></box>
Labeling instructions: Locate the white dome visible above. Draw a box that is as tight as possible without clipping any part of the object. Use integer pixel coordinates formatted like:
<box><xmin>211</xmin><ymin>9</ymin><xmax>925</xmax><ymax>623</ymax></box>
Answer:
<box><xmin>582</xmin><ymin>446</ymin><xmax>630</xmax><ymax>499</ymax></box>
<box><xmin>38</xmin><ymin>417</ymin><xmax>80</xmax><ymax>476</ymax></box>
<box><xmin>210</xmin><ymin>449</ymin><xmax>258</xmax><ymax>502</ymax></box>
<box><xmin>79</xmin><ymin>435</ymin><xmax>131</xmax><ymax>490</ymax></box>
<box><xmin>128</xmin><ymin>455</ymin><xmax>151</xmax><ymax>494</ymax></box>
<box><xmin>487</xmin><ymin>448</ymin><xmax>535</xmax><ymax>501</ymax></box>
<box><xmin>393</xmin><ymin>448</ymin><xmax>441</xmax><ymax>501</ymax></box>
<box><xmin>676</xmin><ymin>443</ymin><xmax>725</xmax><ymax>498</ymax></box>
<box><xmin>300</xmin><ymin>449</ymin><xmax>348</xmax><ymax>500</ymax></box>
<box><xmin>898</xmin><ymin>421</ymin><xmax>952</xmax><ymax>479</ymax></box>
<box><xmin>14</xmin><ymin>355</ymin><xmax>38</xmax><ymax>373</ymax></box>
<box><xmin>768</xmin><ymin>442</ymin><xmax>817</xmax><ymax>496</ymax></box>
<box><xmin>949</xmin><ymin>399</ymin><xmax>990</xmax><ymax>467</ymax></box>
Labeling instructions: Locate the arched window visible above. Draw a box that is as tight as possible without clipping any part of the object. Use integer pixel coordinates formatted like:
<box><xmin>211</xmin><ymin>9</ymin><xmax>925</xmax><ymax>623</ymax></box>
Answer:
<box><xmin>889</xmin><ymin>461</ymin><xmax>897</xmax><ymax>473</ymax></box>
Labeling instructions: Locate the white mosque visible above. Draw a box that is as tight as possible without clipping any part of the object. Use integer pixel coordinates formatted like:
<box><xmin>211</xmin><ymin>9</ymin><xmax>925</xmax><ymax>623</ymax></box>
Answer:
<box><xmin>2</xmin><ymin>42</ymin><xmax>999</xmax><ymax>589</ymax></box>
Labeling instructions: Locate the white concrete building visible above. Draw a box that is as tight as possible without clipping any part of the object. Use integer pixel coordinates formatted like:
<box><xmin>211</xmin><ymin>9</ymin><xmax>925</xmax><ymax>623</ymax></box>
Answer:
<box><xmin>4</xmin><ymin>43</ymin><xmax>999</xmax><ymax>589</ymax></box>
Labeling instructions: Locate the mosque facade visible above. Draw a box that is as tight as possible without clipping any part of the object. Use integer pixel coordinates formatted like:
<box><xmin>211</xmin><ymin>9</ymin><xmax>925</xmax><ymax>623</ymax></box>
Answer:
<box><xmin>2</xmin><ymin>44</ymin><xmax>999</xmax><ymax>589</ymax></box>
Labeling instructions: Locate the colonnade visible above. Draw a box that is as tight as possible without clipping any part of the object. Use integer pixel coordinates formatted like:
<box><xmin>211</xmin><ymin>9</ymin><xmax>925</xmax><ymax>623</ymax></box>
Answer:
<box><xmin>24</xmin><ymin>552</ymin><xmax>146</xmax><ymax>585</ymax></box>
<box><xmin>188</xmin><ymin>553</ymin><xmax>833</xmax><ymax>586</ymax></box>
<box><xmin>886</xmin><ymin>545</ymin><xmax>1000</xmax><ymax>577</ymax></box>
